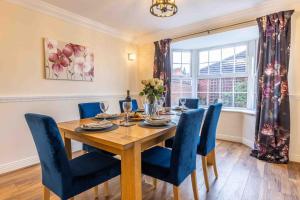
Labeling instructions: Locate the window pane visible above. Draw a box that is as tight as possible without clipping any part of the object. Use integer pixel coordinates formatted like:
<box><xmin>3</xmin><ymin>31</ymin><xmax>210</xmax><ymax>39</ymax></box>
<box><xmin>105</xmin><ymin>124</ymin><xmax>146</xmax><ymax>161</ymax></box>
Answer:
<box><xmin>171</xmin><ymin>79</ymin><xmax>193</xmax><ymax>107</ymax></box>
<box><xmin>235</xmin><ymin>45</ymin><xmax>247</xmax><ymax>73</ymax></box>
<box><xmin>221</xmin><ymin>93</ymin><xmax>233</xmax><ymax>107</ymax></box>
<box><xmin>199</xmin><ymin>51</ymin><xmax>208</xmax><ymax>63</ymax></box>
<box><xmin>234</xmin><ymin>93</ymin><xmax>247</xmax><ymax>108</ymax></box>
<box><xmin>199</xmin><ymin>63</ymin><xmax>208</xmax><ymax>74</ymax></box>
<box><xmin>209</xmin><ymin>79</ymin><xmax>220</xmax><ymax>92</ymax></box>
<box><xmin>171</xmin><ymin>79</ymin><xmax>192</xmax><ymax>93</ymax></box>
<box><xmin>197</xmin><ymin>93</ymin><xmax>207</xmax><ymax>106</ymax></box>
<box><xmin>221</xmin><ymin>78</ymin><xmax>233</xmax><ymax>92</ymax></box>
<box><xmin>209</xmin><ymin>93</ymin><xmax>219</xmax><ymax>104</ymax></box>
<box><xmin>182</xmin><ymin>52</ymin><xmax>191</xmax><ymax>63</ymax></box>
<box><xmin>172</xmin><ymin>64</ymin><xmax>181</xmax><ymax>76</ymax></box>
<box><xmin>235</xmin><ymin>59</ymin><xmax>246</xmax><ymax>73</ymax></box>
<box><xmin>209</xmin><ymin>49</ymin><xmax>221</xmax><ymax>74</ymax></box>
<box><xmin>209</xmin><ymin>62</ymin><xmax>221</xmax><ymax>74</ymax></box>
<box><xmin>234</xmin><ymin>78</ymin><xmax>248</xmax><ymax>92</ymax></box>
<box><xmin>173</xmin><ymin>52</ymin><xmax>181</xmax><ymax>63</ymax></box>
<box><xmin>235</xmin><ymin>45</ymin><xmax>247</xmax><ymax>58</ymax></box>
<box><xmin>197</xmin><ymin>79</ymin><xmax>208</xmax><ymax>93</ymax></box>
<box><xmin>209</xmin><ymin>49</ymin><xmax>221</xmax><ymax>62</ymax></box>
<box><xmin>182</xmin><ymin>64</ymin><xmax>191</xmax><ymax>76</ymax></box>
<box><xmin>222</xmin><ymin>47</ymin><xmax>234</xmax><ymax>73</ymax></box>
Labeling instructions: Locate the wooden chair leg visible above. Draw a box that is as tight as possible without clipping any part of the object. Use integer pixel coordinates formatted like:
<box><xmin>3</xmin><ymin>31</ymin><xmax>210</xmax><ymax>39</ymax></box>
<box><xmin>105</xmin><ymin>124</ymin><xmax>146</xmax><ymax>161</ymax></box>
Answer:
<box><xmin>201</xmin><ymin>156</ymin><xmax>209</xmax><ymax>192</ymax></box>
<box><xmin>104</xmin><ymin>181</ymin><xmax>109</xmax><ymax>197</ymax></box>
<box><xmin>94</xmin><ymin>186</ymin><xmax>98</xmax><ymax>199</ymax></box>
<box><xmin>43</xmin><ymin>186</ymin><xmax>50</xmax><ymax>200</ymax></box>
<box><xmin>173</xmin><ymin>185</ymin><xmax>180</xmax><ymax>200</ymax></box>
<box><xmin>153</xmin><ymin>178</ymin><xmax>157</xmax><ymax>189</ymax></box>
<box><xmin>191</xmin><ymin>170</ymin><xmax>199</xmax><ymax>200</ymax></box>
<box><xmin>211</xmin><ymin>149</ymin><xmax>218</xmax><ymax>178</ymax></box>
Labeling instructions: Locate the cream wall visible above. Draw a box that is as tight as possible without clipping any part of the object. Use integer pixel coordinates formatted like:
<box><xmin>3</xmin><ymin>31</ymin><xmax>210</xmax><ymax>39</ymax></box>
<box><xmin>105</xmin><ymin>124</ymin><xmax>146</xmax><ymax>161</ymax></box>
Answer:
<box><xmin>137</xmin><ymin>6</ymin><xmax>300</xmax><ymax>162</ymax></box>
<box><xmin>0</xmin><ymin>1</ymin><xmax>138</xmax><ymax>173</ymax></box>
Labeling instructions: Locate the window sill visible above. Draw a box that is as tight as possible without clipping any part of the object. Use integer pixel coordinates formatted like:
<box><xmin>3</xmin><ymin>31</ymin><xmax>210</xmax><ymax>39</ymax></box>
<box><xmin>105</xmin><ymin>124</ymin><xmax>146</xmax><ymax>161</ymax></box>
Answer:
<box><xmin>201</xmin><ymin>107</ymin><xmax>256</xmax><ymax>115</ymax></box>
<box><xmin>221</xmin><ymin>108</ymin><xmax>256</xmax><ymax>116</ymax></box>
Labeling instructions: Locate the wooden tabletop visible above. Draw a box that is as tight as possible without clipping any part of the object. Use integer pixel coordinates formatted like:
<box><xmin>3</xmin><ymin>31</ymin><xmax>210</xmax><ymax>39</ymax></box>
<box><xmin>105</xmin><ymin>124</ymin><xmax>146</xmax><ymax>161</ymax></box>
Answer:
<box><xmin>58</xmin><ymin>116</ymin><xmax>178</xmax><ymax>151</ymax></box>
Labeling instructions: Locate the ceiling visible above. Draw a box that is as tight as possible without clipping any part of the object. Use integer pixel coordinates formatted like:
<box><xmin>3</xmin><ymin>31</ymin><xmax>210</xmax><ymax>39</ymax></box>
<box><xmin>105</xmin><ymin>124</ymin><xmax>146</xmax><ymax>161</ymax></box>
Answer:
<box><xmin>41</xmin><ymin>0</ymin><xmax>267</xmax><ymax>39</ymax></box>
<box><xmin>172</xmin><ymin>26</ymin><xmax>258</xmax><ymax>50</ymax></box>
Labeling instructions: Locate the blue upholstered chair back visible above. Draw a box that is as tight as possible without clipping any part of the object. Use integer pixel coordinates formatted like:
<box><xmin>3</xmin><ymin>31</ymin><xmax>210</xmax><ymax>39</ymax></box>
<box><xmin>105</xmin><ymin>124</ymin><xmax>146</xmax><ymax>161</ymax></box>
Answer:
<box><xmin>179</xmin><ymin>98</ymin><xmax>199</xmax><ymax>109</ymax></box>
<box><xmin>25</xmin><ymin>113</ymin><xmax>72</xmax><ymax>194</ymax></box>
<box><xmin>198</xmin><ymin>103</ymin><xmax>222</xmax><ymax>156</ymax></box>
<box><xmin>170</xmin><ymin>109</ymin><xmax>205</xmax><ymax>184</ymax></box>
<box><xmin>119</xmin><ymin>99</ymin><xmax>138</xmax><ymax>113</ymax></box>
<box><xmin>78</xmin><ymin>102</ymin><xmax>102</xmax><ymax>119</ymax></box>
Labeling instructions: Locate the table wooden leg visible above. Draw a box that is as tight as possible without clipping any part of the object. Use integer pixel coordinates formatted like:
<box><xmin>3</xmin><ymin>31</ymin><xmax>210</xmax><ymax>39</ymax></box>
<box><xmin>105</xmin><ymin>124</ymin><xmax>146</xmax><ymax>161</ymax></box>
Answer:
<box><xmin>121</xmin><ymin>143</ymin><xmax>142</xmax><ymax>200</ymax></box>
<box><xmin>61</xmin><ymin>130</ymin><xmax>72</xmax><ymax>159</ymax></box>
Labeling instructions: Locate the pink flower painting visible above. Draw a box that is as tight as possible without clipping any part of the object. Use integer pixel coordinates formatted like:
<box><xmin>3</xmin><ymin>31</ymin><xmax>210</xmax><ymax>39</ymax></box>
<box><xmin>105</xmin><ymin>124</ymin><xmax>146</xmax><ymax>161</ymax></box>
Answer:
<box><xmin>44</xmin><ymin>38</ymin><xmax>94</xmax><ymax>81</ymax></box>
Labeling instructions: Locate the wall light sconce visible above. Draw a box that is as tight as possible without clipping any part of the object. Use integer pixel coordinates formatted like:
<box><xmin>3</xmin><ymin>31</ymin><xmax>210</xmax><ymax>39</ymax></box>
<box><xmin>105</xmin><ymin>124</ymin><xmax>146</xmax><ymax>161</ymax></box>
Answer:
<box><xmin>128</xmin><ymin>53</ymin><xmax>136</xmax><ymax>61</ymax></box>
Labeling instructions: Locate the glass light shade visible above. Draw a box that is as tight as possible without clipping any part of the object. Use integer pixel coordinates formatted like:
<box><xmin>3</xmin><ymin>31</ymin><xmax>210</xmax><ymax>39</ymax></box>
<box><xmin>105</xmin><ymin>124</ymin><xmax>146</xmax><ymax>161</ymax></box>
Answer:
<box><xmin>150</xmin><ymin>0</ymin><xmax>178</xmax><ymax>17</ymax></box>
<box><xmin>128</xmin><ymin>53</ymin><xmax>136</xmax><ymax>61</ymax></box>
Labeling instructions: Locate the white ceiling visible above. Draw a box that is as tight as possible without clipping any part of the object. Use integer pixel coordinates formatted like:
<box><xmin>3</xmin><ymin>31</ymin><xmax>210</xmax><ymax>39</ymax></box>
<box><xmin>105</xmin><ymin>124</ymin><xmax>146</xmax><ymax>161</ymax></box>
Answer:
<box><xmin>172</xmin><ymin>26</ymin><xmax>259</xmax><ymax>49</ymax></box>
<box><xmin>40</xmin><ymin>0</ymin><xmax>267</xmax><ymax>39</ymax></box>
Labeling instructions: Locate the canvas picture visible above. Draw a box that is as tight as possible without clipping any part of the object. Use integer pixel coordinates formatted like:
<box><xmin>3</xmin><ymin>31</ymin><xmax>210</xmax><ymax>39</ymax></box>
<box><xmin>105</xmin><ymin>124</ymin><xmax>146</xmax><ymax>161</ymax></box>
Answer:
<box><xmin>44</xmin><ymin>38</ymin><xmax>94</xmax><ymax>81</ymax></box>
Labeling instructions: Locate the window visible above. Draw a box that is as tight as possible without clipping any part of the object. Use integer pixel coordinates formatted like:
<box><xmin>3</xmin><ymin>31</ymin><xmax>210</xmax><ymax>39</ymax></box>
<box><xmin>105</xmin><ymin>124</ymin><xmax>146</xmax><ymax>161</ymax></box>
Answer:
<box><xmin>171</xmin><ymin>51</ymin><xmax>193</xmax><ymax>105</ymax></box>
<box><xmin>171</xmin><ymin>40</ymin><xmax>257</xmax><ymax>110</ymax></box>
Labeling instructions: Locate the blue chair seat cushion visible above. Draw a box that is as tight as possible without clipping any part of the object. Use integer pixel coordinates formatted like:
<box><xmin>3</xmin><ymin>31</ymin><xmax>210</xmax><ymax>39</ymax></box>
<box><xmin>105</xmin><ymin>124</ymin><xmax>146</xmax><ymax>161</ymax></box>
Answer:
<box><xmin>68</xmin><ymin>152</ymin><xmax>120</xmax><ymax>198</ymax></box>
<box><xmin>142</xmin><ymin>146</ymin><xmax>172</xmax><ymax>182</ymax></box>
<box><xmin>70</xmin><ymin>152</ymin><xmax>120</xmax><ymax>178</ymax></box>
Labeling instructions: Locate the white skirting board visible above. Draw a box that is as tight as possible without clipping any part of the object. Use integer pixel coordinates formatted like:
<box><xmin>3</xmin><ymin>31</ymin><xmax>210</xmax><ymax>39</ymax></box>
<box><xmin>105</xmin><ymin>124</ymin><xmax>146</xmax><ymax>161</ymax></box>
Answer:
<box><xmin>0</xmin><ymin>142</ymin><xmax>82</xmax><ymax>174</ymax></box>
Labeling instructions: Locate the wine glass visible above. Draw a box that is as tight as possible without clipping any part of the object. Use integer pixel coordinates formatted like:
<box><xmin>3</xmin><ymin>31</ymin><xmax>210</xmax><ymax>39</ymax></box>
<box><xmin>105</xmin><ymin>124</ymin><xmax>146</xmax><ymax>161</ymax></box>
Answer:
<box><xmin>122</xmin><ymin>101</ymin><xmax>132</xmax><ymax>126</ymax></box>
<box><xmin>180</xmin><ymin>98</ymin><xmax>186</xmax><ymax>110</ymax></box>
<box><xmin>160</xmin><ymin>95</ymin><xmax>166</xmax><ymax>112</ymax></box>
<box><xmin>156</xmin><ymin>97</ymin><xmax>164</xmax><ymax>117</ymax></box>
<box><xmin>100</xmin><ymin>101</ymin><xmax>109</xmax><ymax>121</ymax></box>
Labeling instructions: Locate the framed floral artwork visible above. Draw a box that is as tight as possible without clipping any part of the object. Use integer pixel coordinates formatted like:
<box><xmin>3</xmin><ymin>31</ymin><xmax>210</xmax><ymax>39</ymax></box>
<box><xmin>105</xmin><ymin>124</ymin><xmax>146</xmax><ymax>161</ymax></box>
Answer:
<box><xmin>44</xmin><ymin>38</ymin><xmax>94</xmax><ymax>81</ymax></box>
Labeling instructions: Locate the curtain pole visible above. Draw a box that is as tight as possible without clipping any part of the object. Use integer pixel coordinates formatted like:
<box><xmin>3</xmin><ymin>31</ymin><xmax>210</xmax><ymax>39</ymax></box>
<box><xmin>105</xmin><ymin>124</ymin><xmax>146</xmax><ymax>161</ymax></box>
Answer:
<box><xmin>172</xmin><ymin>19</ymin><xmax>257</xmax><ymax>41</ymax></box>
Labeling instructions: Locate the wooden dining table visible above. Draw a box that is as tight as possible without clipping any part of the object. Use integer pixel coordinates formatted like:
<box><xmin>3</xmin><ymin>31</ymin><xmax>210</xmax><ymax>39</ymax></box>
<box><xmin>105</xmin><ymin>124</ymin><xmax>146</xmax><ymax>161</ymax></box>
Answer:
<box><xmin>57</xmin><ymin>116</ymin><xmax>178</xmax><ymax>200</ymax></box>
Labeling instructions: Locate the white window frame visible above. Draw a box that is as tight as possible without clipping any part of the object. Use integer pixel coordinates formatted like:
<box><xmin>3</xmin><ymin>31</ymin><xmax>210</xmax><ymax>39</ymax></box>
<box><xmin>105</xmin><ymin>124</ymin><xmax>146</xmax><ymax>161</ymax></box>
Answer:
<box><xmin>171</xmin><ymin>40</ymin><xmax>257</xmax><ymax>111</ymax></box>
<box><xmin>171</xmin><ymin>50</ymin><xmax>193</xmax><ymax>101</ymax></box>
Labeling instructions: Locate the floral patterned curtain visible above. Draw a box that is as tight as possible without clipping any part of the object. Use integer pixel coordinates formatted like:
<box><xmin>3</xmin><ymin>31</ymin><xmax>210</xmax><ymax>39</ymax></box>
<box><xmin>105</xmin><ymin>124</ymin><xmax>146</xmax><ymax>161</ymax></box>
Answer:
<box><xmin>251</xmin><ymin>10</ymin><xmax>294</xmax><ymax>164</ymax></box>
<box><xmin>153</xmin><ymin>39</ymin><xmax>172</xmax><ymax>106</ymax></box>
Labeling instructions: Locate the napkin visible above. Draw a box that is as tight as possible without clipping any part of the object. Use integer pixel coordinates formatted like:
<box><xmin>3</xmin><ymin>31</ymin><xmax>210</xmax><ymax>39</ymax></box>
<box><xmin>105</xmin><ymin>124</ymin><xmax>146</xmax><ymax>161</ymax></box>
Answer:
<box><xmin>145</xmin><ymin>117</ymin><xmax>171</xmax><ymax>125</ymax></box>
<box><xmin>82</xmin><ymin>121</ymin><xmax>112</xmax><ymax>129</ymax></box>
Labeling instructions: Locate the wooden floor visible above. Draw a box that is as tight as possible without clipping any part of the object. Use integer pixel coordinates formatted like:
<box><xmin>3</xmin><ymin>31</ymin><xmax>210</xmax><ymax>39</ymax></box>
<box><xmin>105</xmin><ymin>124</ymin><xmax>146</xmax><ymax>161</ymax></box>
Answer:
<box><xmin>1</xmin><ymin>140</ymin><xmax>300</xmax><ymax>200</ymax></box>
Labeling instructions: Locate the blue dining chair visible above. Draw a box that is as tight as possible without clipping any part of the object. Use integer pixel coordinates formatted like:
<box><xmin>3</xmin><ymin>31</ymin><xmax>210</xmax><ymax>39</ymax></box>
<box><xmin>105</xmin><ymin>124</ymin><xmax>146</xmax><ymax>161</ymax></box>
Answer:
<box><xmin>78</xmin><ymin>102</ymin><xmax>115</xmax><ymax>156</ymax></box>
<box><xmin>164</xmin><ymin>103</ymin><xmax>222</xmax><ymax>192</ymax></box>
<box><xmin>197</xmin><ymin>103</ymin><xmax>222</xmax><ymax>191</ymax></box>
<box><xmin>141</xmin><ymin>109</ymin><xmax>205</xmax><ymax>200</ymax></box>
<box><xmin>25</xmin><ymin>113</ymin><xmax>121</xmax><ymax>200</ymax></box>
<box><xmin>119</xmin><ymin>99</ymin><xmax>138</xmax><ymax>113</ymax></box>
<box><xmin>179</xmin><ymin>98</ymin><xmax>199</xmax><ymax>109</ymax></box>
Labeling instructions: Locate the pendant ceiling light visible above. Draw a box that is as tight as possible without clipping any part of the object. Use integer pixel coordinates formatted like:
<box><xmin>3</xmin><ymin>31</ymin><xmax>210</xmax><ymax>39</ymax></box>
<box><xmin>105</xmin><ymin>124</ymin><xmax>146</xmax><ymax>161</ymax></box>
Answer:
<box><xmin>150</xmin><ymin>0</ymin><xmax>178</xmax><ymax>17</ymax></box>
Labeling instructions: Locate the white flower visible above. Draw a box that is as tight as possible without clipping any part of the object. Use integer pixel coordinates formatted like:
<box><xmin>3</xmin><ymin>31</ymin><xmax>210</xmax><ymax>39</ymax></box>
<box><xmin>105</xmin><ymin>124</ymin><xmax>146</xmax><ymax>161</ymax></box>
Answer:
<box><xmin>141</xmin><ymin>80</ymin><xmax>147</xmax><ymax>85</ymax></box>
<box><xmin>74</xmin><ymin>57</ymin><xmax>86</xmax><ymax>74</ymax></box>
<box><xmin>150</xmin><ymin>79</ymin><xmax>155</xmax><ymax>86</ymax></box>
